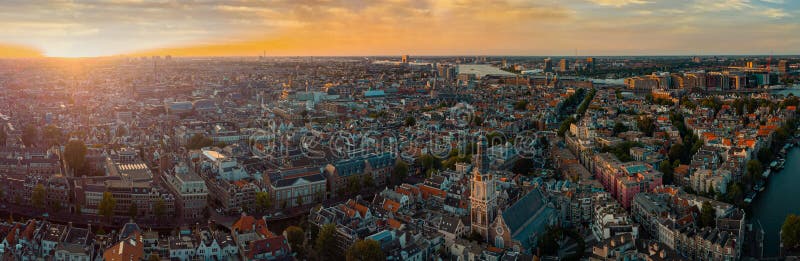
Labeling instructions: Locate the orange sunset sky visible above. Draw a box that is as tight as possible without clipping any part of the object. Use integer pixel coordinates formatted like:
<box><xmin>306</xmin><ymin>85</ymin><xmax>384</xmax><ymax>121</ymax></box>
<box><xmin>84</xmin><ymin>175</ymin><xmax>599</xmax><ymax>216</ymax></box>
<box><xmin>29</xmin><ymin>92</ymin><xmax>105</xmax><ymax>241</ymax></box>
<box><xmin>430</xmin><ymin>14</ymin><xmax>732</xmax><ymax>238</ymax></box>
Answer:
<box><xmin>0</xmin><ymin>0</ymin><xmax>798</xmax><ymax>58</ymax></box>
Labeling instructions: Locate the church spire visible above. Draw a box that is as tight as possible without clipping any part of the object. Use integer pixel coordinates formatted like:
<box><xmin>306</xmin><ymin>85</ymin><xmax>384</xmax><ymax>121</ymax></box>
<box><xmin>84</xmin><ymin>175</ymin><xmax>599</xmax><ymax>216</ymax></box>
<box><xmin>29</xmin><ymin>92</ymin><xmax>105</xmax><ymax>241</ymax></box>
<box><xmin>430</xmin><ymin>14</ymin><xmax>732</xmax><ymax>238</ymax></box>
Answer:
<box><xmin>475</xmin><ymin>134</ymin><xmax>489</xmax><ymax>174</ymax></box>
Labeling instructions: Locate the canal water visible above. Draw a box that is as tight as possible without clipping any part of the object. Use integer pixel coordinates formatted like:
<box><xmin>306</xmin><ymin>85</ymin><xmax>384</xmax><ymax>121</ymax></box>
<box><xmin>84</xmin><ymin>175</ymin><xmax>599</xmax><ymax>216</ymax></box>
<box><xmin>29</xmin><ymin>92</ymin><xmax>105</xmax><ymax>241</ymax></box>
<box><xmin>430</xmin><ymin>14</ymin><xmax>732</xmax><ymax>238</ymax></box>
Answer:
<box><xmin>750</xmin><ymin>146</ymin><xmax>800</xmax><ymax>257</ymax></box>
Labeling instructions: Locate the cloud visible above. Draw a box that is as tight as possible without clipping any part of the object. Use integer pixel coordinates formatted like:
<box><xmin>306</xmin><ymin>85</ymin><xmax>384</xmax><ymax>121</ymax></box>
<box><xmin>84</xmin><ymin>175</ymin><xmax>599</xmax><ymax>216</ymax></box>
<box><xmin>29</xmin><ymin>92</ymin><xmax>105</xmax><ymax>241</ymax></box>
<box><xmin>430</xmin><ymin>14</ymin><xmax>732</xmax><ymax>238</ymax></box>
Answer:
<box><xmin>694</xmin><ymin>0</ymin><xmax>753</xmax><ymax>11</ymax></box>
<box><xmin>760</xmin><ymin>8</ymin><xmax>789</xmax><ymax>18</ymax></box>
<box><xmin>760</xmin><ymin>0</ymin><xmax>784</xmax><ymax>3</ymax></box>
<box><xmin>131</xmin><ymin>0</ymin><xmax>575</xmax><ymax>56</ymax></box>
<box><xmin>587</xmin><ymin>0</ymin><xmax>649</xmax><ymax>7</ymax></box>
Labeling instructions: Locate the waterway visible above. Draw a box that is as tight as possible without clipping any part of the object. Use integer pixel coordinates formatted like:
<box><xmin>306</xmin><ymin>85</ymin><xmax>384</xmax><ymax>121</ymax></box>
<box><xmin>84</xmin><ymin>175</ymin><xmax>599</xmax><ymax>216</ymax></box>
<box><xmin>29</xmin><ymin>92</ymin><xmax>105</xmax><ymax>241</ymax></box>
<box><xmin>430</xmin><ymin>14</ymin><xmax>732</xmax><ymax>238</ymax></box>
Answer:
<box><xmin>750</xmin><ymin>146</ymin><xmax>800</xmax><ymax>257</ymax></box>
<box><xmin>772</xmin><ymin>85</ymin><xmax>800</xmax><ymax>97</ymax></box>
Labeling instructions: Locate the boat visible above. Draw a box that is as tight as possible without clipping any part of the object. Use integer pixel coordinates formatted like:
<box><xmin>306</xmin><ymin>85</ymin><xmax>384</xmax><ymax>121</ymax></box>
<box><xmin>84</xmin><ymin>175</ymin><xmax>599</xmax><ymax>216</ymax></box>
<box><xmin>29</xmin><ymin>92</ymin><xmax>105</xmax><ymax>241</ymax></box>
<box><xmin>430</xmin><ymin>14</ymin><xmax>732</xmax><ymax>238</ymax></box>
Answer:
<box><xmin>755</xmin><ymin>180</ymin><xmax>766</xmax><ymax>192</ymax></box>
<box><xmin>770</xmin><ymin>161</ymin><xmax>778</xmax><ymax>169</ymax></box>
<box><xmin>745</xmin><ymin>192</ymin><xmax>757</xmax><ymax>203</ymax></box>
<box><xmin>777</xmin><ymin>159</ymin><xmax>786</xmax><ymax>170</ymax></box>
<box><xmin>762</xmin><ymin>169</ymin><xmax>771</xmax><ymax>179</ymax></box>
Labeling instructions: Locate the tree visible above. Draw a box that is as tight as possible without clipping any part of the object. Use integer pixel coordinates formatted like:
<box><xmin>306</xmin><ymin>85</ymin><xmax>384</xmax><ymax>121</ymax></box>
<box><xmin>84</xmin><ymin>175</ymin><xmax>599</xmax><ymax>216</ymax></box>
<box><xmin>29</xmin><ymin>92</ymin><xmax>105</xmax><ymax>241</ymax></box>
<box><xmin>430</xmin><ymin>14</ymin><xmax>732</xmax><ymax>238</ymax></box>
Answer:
<box><xmin>43</xmin><ymin>125</ymin><xmax>63</xmax><ymax>147</ymax></box>
<box><xmin>659</xmin><ymin>160</ymin><xmax>674</xmax><ymax>185</ymax></box>
<box><xmin>757</xmin><ymin>147</ymin><xmax>773</xmax><ymax>165</ymax></box>
<box><xmin>31</xmin><ymin>184</ymin><xmax>46</xmax><ymax>209</ymax></box>
<box><xmin>186</xmin><ymin>134</ymin><xmax>214</xmax><ymax>150</ymax></box>
<box><xmin>362</xmin><ymin>174</ymin><xmax>374</xmax><ymax>188</ymax></box>
<box><xmin>403</xmin><ymin>117</ymin><xmax>416</xmax><ymax>127</ymax></box>
<box><xmin>537</xmin><ymin>226</ymin><xmax>560</xmax><ymax>255</ymax></box>
<box><xmin>558</xmin><ymin>116</ymin><xmax>576</xmax><ymax>136</ymax></box>
<box><xmin>668</xmin><ymin>143</ymin><xmax>685</xmax><ymax>162</ymax></box>
<box><xmin>613</xmin><ymin>122</ymin><xmax>629</xmax><ymax>134</ymax></box>
<box><xmin>315</xmin><ymin>224</ymin><xmax>341</xmax><ymax>261</ymax></box>
<box><xmin>64</xmin><ymin>140</ymin><xmax>87</xmax><ymax>175</ymax></box>
<box><xmin>128</xmin><ymin>203</ymin><xmax>138</xmax><ymax>219</ymax></box>
<box><xmin>514</xmin><ymin>100</ymin><xmax>528</xmax><ymax>111</ymax></box>
<box><xmin>391</xmin><ymin>160</ymin><xmax>409</xmax><ymax>185</ymax></box>
<box><xmin>21</xmin><ymin>124</ymin><xmax>38</xmax><ymax>147</ymax></box>
<box><xmin>782</xmin><ymin>214</ymin><xmax>800</xmax><ymax>250</ymax></box>
<box><xmin>512</xmin><ymin>158</ymin><xmax>534</xmax><ymax>176</ymax></box>
<box><xmin>700</xmin><ymin>201</ymin><xmax>715</xmax><ymax>228</ymax></box>
<box><xmin>347</xmin><ymin>176</ymin><xmax>361</xmax><ymax>194</ymax></box>
<box><xmin>154</xmin><ymin>198</ymin><xmax>165</xmax><ymax>219</ymax></box>
<box><xmin>746</xmin><ymin>160</ymin><xmax>763</xmax><ymax>184</ymax></box>
<box><xmin>285</xmin><ymin>226</ymin><xmax>305</xmax><ymax>255</ymax></box>
<box><xmin>98</xmin><ymin>192</ymin><xmax>117</xmax><ymax>222</ymax></box>
<box><xmin>148</xmin><ymin>254</ymin><xmax>161</xmax><ymax>261</ymax></box>
<box><xmin>255</xmin><ymin>192</ymin><xmax>272</xmax><ymax>212</ymax></box>
<box><xmin>0</xmin><ymin>127</ymin><xmax>6</xmax><ymax>146</ymax></box>
<box><xmin>637</xmin><ymin>116</ymin><xmax>656</xmax><ymax>137</ymax></box>
<box><xmin>346</xmin><ymin>239</ymin><xmax>385</xmax><ymax>261</ymax></box>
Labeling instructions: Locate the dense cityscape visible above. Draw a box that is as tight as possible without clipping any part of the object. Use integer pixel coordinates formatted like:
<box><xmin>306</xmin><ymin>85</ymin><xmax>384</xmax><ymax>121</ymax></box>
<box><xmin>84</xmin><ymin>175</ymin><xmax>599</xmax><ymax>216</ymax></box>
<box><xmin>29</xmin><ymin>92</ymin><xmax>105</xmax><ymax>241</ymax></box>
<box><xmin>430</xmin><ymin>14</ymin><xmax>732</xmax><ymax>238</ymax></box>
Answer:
<box><xmin>0</xmin><ymin>54</ymin><xmax>798</xmax><ymax>261</ymax></box>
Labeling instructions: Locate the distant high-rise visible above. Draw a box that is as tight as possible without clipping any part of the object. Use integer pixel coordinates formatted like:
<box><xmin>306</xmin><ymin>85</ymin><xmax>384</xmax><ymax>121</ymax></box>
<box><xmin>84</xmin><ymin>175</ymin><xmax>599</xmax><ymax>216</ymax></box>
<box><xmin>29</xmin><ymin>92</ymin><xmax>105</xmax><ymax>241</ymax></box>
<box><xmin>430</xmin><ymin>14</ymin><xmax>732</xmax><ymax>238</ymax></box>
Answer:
<box><xmin>692</xmin><ymin>57</ymin><xmax>701</xmax><ymax>63</ymax></box>
<box><xmin>559</xmin><ymin>59</ymin><xmax>569</xmax><ymax>72</ymax></box>
<box><xmin>746</xmin><ymin>61</ymin><xmax>756</xmax><ymax>68</ymax></box>
<box><xmin>586</xmin><ymin>57</ymin><xmax>595</xmax><ymax>71</ymax></box>
<box><xmin>778</xmin><ymin>60</ymin><xmax>789</xmax><ymax>75</ymax></box>
<box><xmin>401</xmin><ymin>54</ymin><xmax>409</xmax><ymax>64</ymax></box>
<box><xmin>502</xmin><ymin>58</ymin><xmax>507</xmax><ymax>68</ymax></box>
<box><xmin>544</xmin><ymin>58</ymin><xmax>553</xmax><ymax>72</ymax></box>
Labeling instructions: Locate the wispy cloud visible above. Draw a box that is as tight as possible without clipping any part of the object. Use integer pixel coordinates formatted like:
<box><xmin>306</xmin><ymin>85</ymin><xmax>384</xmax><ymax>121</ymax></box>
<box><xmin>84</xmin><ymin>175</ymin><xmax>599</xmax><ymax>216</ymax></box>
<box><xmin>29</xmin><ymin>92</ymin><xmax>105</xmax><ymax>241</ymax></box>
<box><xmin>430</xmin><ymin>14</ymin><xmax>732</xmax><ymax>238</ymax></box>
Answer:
<box><xmin>587</xmin><ymin>0</ymin><xmax>649</xmax><ymax>7</ymax></box>
<box><xmin>760</xmin><ymin>8</ymin><xmax>789</xmax><ymax>18</ymax></box>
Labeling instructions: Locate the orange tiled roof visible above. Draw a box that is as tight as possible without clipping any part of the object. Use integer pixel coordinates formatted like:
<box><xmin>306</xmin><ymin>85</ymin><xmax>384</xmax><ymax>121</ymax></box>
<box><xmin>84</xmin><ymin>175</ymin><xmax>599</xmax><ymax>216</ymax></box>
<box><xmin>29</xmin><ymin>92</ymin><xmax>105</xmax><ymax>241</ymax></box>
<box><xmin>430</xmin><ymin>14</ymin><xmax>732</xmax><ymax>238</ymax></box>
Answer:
<box><xmin>387</xmin><ymin>218</ymin><xmax>403</xmax><ymax>229</ymax></box>
<box><xmin>103</xmin><ymin>232</ymin><xmax>144</xmax><ymax>261</ymax></box>
<box><xmin>382</xmin><ymin>199</ymin><xmax>400</xmax><ymax>213</ymax></box>
<box><xmin>232</xmin><ymin>215</ymin><xmax>273</xmax><ymax>238</ymax></box>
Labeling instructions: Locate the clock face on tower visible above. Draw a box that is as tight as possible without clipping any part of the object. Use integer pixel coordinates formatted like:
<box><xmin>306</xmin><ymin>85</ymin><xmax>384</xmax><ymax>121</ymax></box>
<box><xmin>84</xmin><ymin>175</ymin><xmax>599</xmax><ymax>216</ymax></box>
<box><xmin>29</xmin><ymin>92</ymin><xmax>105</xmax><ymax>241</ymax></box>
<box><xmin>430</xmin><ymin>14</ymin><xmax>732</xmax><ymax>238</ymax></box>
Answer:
<box><xmin>496</xmin><ymin>226</ymin><xmax>504</xmax><ymax>235</ymax></box>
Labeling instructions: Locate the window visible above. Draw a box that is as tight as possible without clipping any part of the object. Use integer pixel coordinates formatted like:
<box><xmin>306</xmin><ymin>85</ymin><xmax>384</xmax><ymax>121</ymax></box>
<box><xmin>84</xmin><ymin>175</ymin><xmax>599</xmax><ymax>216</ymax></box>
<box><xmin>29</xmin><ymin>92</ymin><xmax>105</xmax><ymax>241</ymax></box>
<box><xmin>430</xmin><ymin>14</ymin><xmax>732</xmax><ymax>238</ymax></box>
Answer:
<box><xmin>495</xmin><ymin>236</ymin><xmax>504</xmax><ymax>248</ymax></box>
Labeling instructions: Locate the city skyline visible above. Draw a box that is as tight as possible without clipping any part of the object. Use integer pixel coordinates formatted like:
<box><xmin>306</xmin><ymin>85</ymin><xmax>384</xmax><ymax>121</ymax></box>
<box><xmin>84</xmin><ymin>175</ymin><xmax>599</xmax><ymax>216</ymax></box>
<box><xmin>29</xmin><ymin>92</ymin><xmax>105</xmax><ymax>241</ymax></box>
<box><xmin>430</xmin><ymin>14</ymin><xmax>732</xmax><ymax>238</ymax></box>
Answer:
<box><xmin>0</xmin><ymin>0</ymin><xmax>799</xmax><ymax>58</ymax></box>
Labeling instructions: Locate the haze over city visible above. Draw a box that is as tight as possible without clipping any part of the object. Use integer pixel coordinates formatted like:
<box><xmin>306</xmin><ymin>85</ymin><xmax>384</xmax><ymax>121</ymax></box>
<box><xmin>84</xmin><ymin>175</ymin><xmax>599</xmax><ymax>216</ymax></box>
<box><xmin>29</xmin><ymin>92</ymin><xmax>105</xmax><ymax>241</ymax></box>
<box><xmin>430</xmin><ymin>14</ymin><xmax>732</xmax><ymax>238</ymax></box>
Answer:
<box><xmin>1</xmin><ymin>0</ymin><xmax>799</xmax><ymax>57</ymax></box>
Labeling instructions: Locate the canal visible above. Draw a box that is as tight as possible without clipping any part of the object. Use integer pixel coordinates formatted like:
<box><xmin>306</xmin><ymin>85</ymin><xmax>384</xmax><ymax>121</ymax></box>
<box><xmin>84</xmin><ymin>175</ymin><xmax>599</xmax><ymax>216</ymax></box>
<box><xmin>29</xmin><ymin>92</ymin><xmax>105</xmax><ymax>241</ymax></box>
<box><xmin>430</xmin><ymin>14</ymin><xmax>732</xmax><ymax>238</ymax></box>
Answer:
<box><xmin>750</xmin><ymin>146</ymin><xmax>800</xmax><ymax>257</ymax></box>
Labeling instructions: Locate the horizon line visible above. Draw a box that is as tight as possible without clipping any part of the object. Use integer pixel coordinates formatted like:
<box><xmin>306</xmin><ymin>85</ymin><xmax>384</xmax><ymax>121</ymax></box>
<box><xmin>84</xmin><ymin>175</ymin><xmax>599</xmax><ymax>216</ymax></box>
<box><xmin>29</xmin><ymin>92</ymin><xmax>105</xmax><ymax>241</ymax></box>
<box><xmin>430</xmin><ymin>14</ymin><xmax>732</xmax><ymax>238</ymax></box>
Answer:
<box><xmin>4</xmin><ymin>53</ymin><xmax>800</xmax><ymax>59</ymax></box>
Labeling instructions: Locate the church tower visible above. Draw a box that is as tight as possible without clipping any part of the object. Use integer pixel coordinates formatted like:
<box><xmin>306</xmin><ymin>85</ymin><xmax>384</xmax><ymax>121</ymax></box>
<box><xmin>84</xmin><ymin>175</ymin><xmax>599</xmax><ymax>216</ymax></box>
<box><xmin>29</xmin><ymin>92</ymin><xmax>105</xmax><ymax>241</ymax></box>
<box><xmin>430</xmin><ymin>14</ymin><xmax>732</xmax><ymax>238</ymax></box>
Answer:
<box><xmin>470</xmin><ymin>134</ymin><xmax>497</xmax><ymax>240</ymax></box>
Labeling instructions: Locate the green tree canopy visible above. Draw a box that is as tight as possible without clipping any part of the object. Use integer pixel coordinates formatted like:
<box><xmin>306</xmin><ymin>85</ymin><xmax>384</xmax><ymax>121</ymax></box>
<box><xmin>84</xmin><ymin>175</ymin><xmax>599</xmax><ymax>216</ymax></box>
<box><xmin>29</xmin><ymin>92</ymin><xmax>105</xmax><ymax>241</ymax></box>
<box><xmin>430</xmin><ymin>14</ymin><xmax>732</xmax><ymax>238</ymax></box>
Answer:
<box><xmin>346</xmin><ymin>239</ymin><xmax>385</xmax><ymax>261</ymax></box>
<box><xmin>31</xmin><ymin>184</ymin><xmax>46</xmax><ymax>209</ymax></box>
<box><xmin>284</xmin><ymin>226</ymin><xmax>305</xmax><ymax>254</ymax></box>
<box><xmin>613</xmin><ymin>122</ymin><xmax>629</xmax><ymax>134</ymax></box>
<box><xmin>746</xmin><ymin>160</ymin><xmax>763</xmax><ymax>184</ymax></box>
<box><xmin>637</xmin><ymin>116</ymin><xmax>656</xmax><ymax>137</ymax></box>
<box><xmin>64</xmin><ymin>140</ymin><xmax>87</xmax><ymax>175</ymax></box>
<box><xmin>362</xmin><ymin>174</ymin><xmax>374</xmax><ymax>188</ymax></box>
<box><xmin>782</xmin><ymin>214</ymin><xmax>800</xmax><ymax>250</ymax></box>
<box><xmin>186</xmin><ymin>134</ymin><xmax>215</xmax><ymax>150</ymax></box>
<box><xmin>98</xmin><ymin>192</ymin><xmax>117</xmax><ymax>222</ymax></box>
<box><xmin>43</xmin><ymin>125</ymin><xmax>64</xmax><ymax>147</ymax></box>
<box><xmin>699</xmin><ymin>201</ymin><xmax>715</xmax><ymax>228</ymax></box>
<box><xmin>537</xmin><ymin>226</ymin><xmax>560</xmax><ymax>256</ymax></box>
<box><xmin>315</xmin><ymin>224</ymin><xmax>341</xmax><ymax>261</ymax></box>
<box><xmin>514</xmin><ymin>100</ymin><xmax>528</xmax><ymax>111</ymax></box>
<box><xmin>21</xmin><ymin>124</ymin><xmax>38</xmax><ymax>147</ymax></box>
<box><xmin>391</xmin><ymin>160</ymin><xmax>409</xmax><ymax>185</ymax></box>
<box><xmin>404</xmin><ymin>117</ymin><xmax>416</xmax><ymax>127</ymax></box>
<box><xmin>659</xmin><ymin>160</ymin><xmax>674</xmax><ymax>185</ymax></box>
<box><xmin>0</xmin><ymin>127</ymin><xmax>6</xmax><ymax>145</ymax></box>
<box><xmin>255</xmin><ymin>191</ymin><xmax>272</xmax><ymax>212</ymax></box>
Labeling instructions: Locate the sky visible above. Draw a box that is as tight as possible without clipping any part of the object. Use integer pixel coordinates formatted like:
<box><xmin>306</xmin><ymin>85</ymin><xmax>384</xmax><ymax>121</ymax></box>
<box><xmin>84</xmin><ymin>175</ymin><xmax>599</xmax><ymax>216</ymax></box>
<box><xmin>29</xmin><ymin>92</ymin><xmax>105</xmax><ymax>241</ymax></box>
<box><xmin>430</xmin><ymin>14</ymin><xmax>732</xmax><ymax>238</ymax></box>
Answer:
<box><xmin>0</xmin><ymin>0</ymin><xmax>798</xmax><ymax>57</ymax></box>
